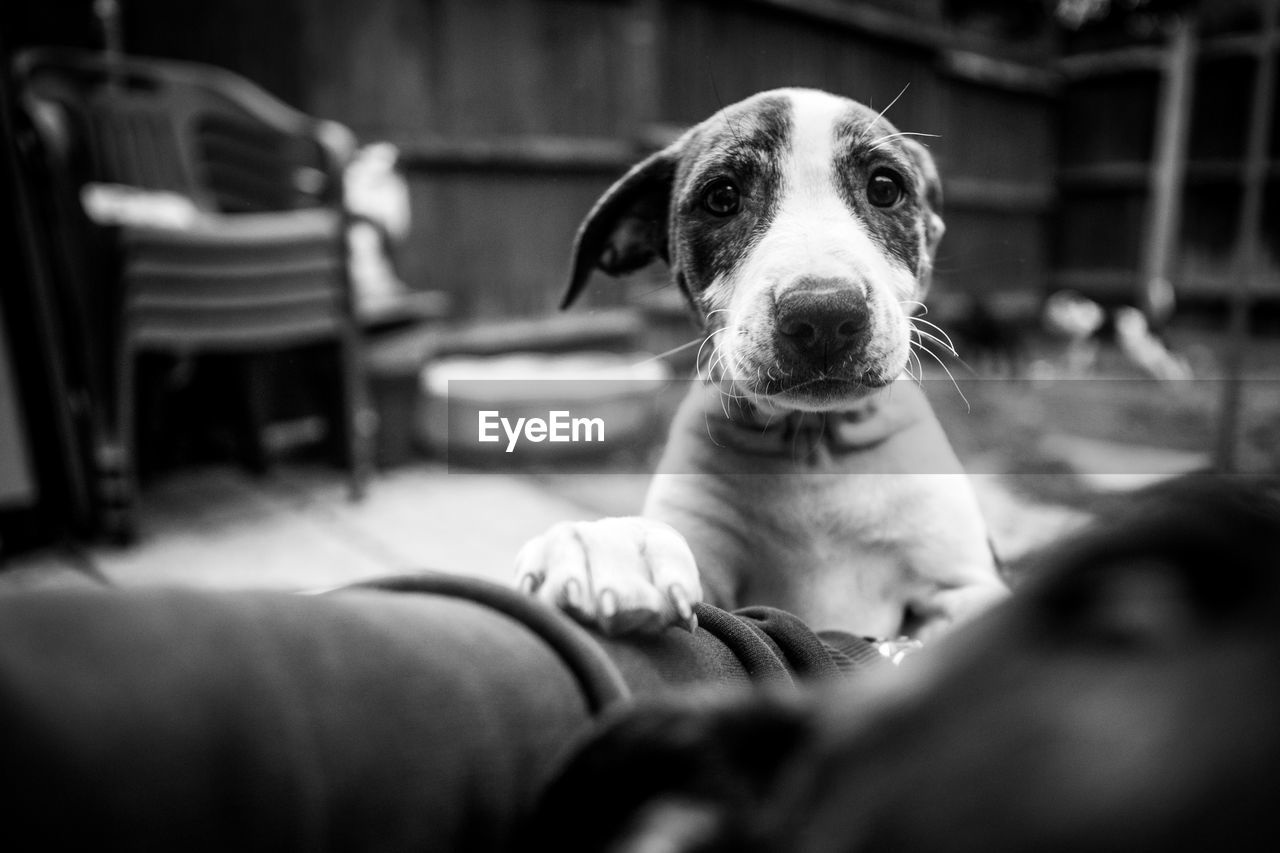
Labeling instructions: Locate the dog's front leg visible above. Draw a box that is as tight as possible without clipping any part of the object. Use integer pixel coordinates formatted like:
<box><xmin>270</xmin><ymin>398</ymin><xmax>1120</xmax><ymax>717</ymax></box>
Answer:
<box><xmin>909</xmin><ymin>581</ymin><xmax>1009</xmax><ymax>644</ymax></box>
<box><xmin>515</xmin><ymin>517</ymin><xmax>702</xmax><ymax>635</ymax></box>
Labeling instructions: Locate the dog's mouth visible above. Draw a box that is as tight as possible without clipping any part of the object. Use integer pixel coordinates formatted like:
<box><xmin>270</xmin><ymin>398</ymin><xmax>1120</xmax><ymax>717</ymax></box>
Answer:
<box><xmin>722</xmin><ymin>358</ymin><xmax>899</xmax><ymax>411</ymax></box>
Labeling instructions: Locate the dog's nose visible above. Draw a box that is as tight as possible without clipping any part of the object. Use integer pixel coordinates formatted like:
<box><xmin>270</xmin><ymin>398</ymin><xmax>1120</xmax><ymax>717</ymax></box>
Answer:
<box><xmin>775</xmin><ymin>286</ymin><xmax>871</xmax><ymax>362</ymax></box>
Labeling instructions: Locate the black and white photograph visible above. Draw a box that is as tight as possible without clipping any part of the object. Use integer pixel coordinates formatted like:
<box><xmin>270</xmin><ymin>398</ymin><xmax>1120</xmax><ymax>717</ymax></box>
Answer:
<box><xmin>1</xmin><ymin>0</ymin><xmax>1278</xmax><ymax>849</ymax></box>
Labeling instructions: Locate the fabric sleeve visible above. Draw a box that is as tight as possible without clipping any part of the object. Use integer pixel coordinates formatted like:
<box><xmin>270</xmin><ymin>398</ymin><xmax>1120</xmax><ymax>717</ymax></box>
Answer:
<box><xmin>0</xmin><ymin>576</ymin><xmax>878</xmax><ymax>852</ymax></box>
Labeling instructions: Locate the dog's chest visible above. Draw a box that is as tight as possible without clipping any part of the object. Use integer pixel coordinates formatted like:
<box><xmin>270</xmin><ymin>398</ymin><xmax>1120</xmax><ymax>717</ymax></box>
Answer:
<box><xmin>647</xmin><ymin>382</ymin><xmax>989</xmax><ymax>630</ymax></box>
<box><xmin>743</xmin><ymin>472</ymin><xmax>923</xmax><ymax>581</ymax></box>
<box><xmin>651</xmin><ymin>470</ymin><xmax>923</xmax><ymax>633</ymax></box>
<box><xmin>753</xmin><ymin>472</ymin><xmax>914</xmax><ymax>549</ymax></box>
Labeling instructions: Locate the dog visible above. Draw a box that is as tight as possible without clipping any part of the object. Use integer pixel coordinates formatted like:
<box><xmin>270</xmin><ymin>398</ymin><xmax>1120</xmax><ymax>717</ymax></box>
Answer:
<box><xmin>515</xmin><ymin>88</ymin><xmax>1006</xmax><ymax>640</ymax></box>
<box><xmin>530</xmin><ymin>474</ymin><xmax>1280</xmax><ymax>852</ymax></box>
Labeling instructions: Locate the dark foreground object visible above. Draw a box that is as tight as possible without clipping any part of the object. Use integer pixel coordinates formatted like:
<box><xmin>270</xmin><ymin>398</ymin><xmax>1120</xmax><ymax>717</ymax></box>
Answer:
<box><xmin>0</xmin><ymin>570</ymin><xmax>880</xmax><ymax>851</ymax></box>
<box><xmin>533</xmin><ymin>474</ymin><xmax>1280</xmax><ymax>852</ymax></box>
<box><xmin>2</xmin><ymin>475</ymin><xmax>1276</xmax><ymax>851</ymax></box>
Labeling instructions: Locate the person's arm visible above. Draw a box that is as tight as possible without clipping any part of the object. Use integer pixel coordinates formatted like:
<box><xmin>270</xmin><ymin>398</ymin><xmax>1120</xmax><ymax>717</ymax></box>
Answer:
<box><xmin>0</xmin><ymin>577</ymin><xmax>880</xmax><ymax>851</ymax></box>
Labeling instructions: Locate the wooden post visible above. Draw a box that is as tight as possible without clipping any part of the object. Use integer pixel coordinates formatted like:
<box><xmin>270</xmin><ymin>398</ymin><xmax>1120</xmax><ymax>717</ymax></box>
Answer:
<box><xmin>1214</xmin><ymin>0</ymin><xmax>1279</xmax><ymax>472</ymax></box>
<box><xmin>93</xmin><ymin>0</ymin><xmax>125</xmax><ymax>87</ymax></box>
<box><xmin>622</xmin><ymin>0</ymin><xmax>662</xmax><ymax>143</ymax></box>
<box><xmin>1139</xmin><ymin>16</ymin><xmax>1197</xmax><ymax>328</ymax></box>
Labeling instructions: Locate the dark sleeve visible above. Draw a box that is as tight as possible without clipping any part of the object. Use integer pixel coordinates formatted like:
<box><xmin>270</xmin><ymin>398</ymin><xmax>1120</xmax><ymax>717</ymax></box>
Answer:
<box><xmin>718</xmin><ymin>605</ymin><xmax>887</xmax><ymax>679</ymax></box>
<box><xmin>0</xmin><ymin>576</ymin><xmax>878</xmax><ymax>852</ymax></box>
<box><xmin>0</xmin><ymin>585</ymin><xmax>599</xmax><ymax>852</ymax></box>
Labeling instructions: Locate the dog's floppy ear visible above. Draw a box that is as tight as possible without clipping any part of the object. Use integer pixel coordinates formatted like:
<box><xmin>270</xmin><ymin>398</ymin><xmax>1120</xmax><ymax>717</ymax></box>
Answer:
<box><xmin>561</xmin><ymin>144</ymin><xmax>681</xmax><ymax>309</ymax></box>
<box><xmin>900</xmin><ymin>137</ymin><xmax>945</xmax><ymax>256</ymax></box>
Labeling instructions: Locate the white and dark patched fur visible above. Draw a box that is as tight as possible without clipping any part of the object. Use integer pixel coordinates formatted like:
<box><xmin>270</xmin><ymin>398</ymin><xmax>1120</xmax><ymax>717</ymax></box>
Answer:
<box><xmin>516</xmin><ymin>88</ymin><xmax>1006</xmax><ymax>640</ymax></box>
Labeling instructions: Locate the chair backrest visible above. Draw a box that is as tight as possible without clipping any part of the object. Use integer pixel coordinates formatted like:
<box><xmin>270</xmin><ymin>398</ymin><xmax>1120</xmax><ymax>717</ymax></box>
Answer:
<box><xmin>119</xmin><ymin>209</ymin><xmax>351</xmax><ymax>350</ymax></box>
<box><xmin>13</xmin><ymin>48</ymin><xmax>363</xmax><ymax>351</ymax></box>
<box><xmin>14</xmin><ymin>47</ymin><xmax>354</xmax><ymax>213</ymax></box>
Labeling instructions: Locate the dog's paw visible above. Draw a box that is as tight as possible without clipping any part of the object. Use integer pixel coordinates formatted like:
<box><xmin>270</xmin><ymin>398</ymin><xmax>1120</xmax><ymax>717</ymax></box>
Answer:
<box><xmin>514</xmin><ymin>517</ymin><xmax>702</xmax><ymax>635</ymax></box>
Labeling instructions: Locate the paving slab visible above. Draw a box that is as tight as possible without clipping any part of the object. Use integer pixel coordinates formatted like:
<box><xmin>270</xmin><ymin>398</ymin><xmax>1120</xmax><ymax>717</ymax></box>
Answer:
<box><xmin>6</xmin><ymin>459</ymin><xmax>1095</xmax><ymax>594</ymax></box>
<box><xmin>82</xmin><ymin>463</ymin><xmax>593</xmax><ymax>591</ymax></box>
<box><xmin>267</xmin><ymin>465</ymin><xmax>598</xmax><ymax>584</ymax></box>
<box><xmin>90</xmin><ymin>467</ymin><xmax>388</xmax><ymax>590</ymax></box>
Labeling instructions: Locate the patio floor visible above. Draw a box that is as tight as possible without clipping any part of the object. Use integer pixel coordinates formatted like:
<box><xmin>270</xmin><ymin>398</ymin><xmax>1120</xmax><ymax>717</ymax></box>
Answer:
<box><xmin>0</xmin><ymin>463</ymin><xmax>632</xmax><ymax>592</ymax></box>
<box><xmin>0</xmin><ymin>458</ymin><xmax>1091</xmax><ymax>595</ymax></box>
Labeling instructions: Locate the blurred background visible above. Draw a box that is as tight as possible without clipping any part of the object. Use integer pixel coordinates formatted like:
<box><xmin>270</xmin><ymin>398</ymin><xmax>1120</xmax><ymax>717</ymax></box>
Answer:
<box><xmin>1</xmin><ymin>0</ymin><xmax>1278</xmax><ymax>591</ymax></box>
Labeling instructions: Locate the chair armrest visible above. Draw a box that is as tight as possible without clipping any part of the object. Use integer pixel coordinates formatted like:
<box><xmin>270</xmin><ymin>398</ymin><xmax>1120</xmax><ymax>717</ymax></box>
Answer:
<box><xmin>120</xmin><ymin>208</ymin><xmax>344</xmax><ymax>248</ymax></box>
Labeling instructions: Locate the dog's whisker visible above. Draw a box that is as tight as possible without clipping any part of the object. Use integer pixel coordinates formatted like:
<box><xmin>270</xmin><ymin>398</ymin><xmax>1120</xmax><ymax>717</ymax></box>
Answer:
<box><xmin>695</xmin><ymin>330</ymin><xmax>728</xmax><ymax>381</ymax></box>
<box><xmin>909</xmin><ymin>314</ymin><xmax>953</xmax><ymax>340</ymax></box>
<box><xmin>910</xmin><ymin>327</ymin><xmax>959</xmax><ymax>359</ymax></box>
<box><xmin>708</xmin><ymin>346</ymin><xmax>727</xmax><ymax>381</ymax></box>
<box><xmin>719</xmin><ymin>376</ymin><xmax>734</xmax><ymax>419</ymax></box>
<box><xmin>759</xmin><ymin>405</ymin><xmax>779</xmax><ymax>434</ymax></box>
<box><xmin>716</xmin><ymin>376</ymin><xmax>737</xmax><ymax>409</ymax></box>
<box><xmin>720</xmin><ymin>359</ymin><xmax>756</xmax><ymax>399</ymax></box>
<box><xmin>635</xmin><ymin>337</ymin><xmax>705</xmax><ymax>367</ymax></box>
<box><xmin>694</xmin><ymin>354</ymin><xmax>710</xmax><ymax>384</ymax></box>
<box><xmin>914</xmin><ymin>341</ymin><xmax>971</xmax><ymax>413</ymax></box>
<box><xmin>710</xmin><ymin>371</ymin><xmax>736</xmax><ymax>403</ymax></box>
<box><xmin>867</xmin><ymin>83</ymin><xmax>910</xmax><ymax>133</ymax></box>
<box><xmin>908</xmin><ymin>322</ymin><xmax>952</xmax><ymax>348</ymax></box>
<box><xmin>704</xmin><ymin>357</ymin><xmax>727</xmax><ymax>407</ymax></box>
<box><xmin>772</xmin><ymin>372</ymin><xmax>828</xmax><ymax>394</ymax></box>
<box><xmin>865</xmin><ymin>130</ymin><xmax>941</xmax><ymax>152</ymax></box>
<box><xmin>713</xmin><ymin>361</ymin><xmax>742</xmax><ymax>396</ymax></box>
<box><xmin>709</xmin><ymin>72</ymin><xmax>753</xmax><ymax>160</ymax></box>
<box><xmin>631</xmin><ymin>282</ymin><xmax>674</xmax><ymax>299</ymax></box>
<box><xmin>909</xmin><ymin>319</ymin><xmax>959</xmax><ymax>355</ymax></box>
<box><xmin>704</xmin><ymin>348</ymin><xmax>753</xmax><ymax>413</ymax></box>
<box><xmin>913</xmin><ymin>335</ymin><xmax>981</xmax><ymax>381</ymax></box>
<box><xmin>700</xmin><ymin>405</ymin><xmax>724</xmax><ymax>448</ymax></box>
<box><xmin>905</xmin><ymin>348</ymin><xmax>923</xmax><ymax>384</ymax></box>
<box><xmin>696</xmin><ymin>336</ymin><xmax>718</xmax><ymax>369</ymax></box>
<box><xmin>899</xmin><ymin>299</ymin><xmax>929</xmax><ymax>316</ymax></box>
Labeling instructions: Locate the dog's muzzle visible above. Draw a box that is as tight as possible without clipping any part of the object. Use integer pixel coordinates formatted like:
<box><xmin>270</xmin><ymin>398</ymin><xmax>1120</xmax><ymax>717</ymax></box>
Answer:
<box><xmin>773</xmin><ymin>280</ymin><xmax>872</xmax><ymax>370</ymax></box>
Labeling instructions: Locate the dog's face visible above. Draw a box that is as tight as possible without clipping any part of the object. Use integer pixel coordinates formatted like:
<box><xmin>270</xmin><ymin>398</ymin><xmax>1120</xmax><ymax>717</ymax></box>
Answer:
<box><xmin>563</xmin><ymin>88</ymin><xmax>945</xmax><ymax>412</ymax></box>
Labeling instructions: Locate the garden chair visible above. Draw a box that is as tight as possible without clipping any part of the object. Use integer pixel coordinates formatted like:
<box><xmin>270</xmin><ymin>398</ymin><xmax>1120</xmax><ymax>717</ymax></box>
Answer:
<box><xmin>14</xmin><ymin>46</ymin><xmax>373</xmax><ymax>541</ymax></box>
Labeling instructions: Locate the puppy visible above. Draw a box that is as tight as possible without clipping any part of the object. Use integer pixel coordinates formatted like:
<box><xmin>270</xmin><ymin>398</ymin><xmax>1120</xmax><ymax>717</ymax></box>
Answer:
<box><xmin>517</xmin><ymin>88</ymin><xmax>1005</xmax><ymax>639</ymax></box>
<box><xmin>530</xmin><ymin>474</ymin><xmax>1280</xmax><ymax>852</ymax></box>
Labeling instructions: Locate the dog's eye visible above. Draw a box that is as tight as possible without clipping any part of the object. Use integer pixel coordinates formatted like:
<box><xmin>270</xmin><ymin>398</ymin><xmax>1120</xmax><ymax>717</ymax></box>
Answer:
<box><xmin>701</xmin><ymin>179</ymin><xmax>741</xmax><ymax>217</ymax></box>
<box><xmin>866</xmin><ymin>170</ymin><xmax>904</xmax><ymax>208</ymax></box>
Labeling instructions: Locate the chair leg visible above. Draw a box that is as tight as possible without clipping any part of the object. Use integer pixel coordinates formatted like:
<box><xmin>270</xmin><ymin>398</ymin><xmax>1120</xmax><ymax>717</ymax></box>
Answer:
<box><xmin>234</xmin><ymin>355</ymin><xmax>273</xmax><ymax>476</ymax></box>
<box><xmin>336</xmin><ymin>332</ymin><xmax>374</xmax><ymax>501</ymax></box>
<box><xmin>101</xmin><ymin>344</ymin><xmax>139</xmax><ymax>545</ymax></box>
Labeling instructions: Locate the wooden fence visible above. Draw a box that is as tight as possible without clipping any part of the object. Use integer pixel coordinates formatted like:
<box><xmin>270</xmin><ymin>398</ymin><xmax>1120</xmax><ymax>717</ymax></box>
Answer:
<box><xmin>60</xmin><ymin>0</ymin><xmax>1062</xmax><ymax>321</ymax></box>
<box><xmin>1058</xmin><ymin>1</ymin><xmax>1280</xmax><ymax>309</ymax></box>
<box><xmin>26</xmin><ymin>0</ymin><xmax>1280</xmax><ymax>320</ymax></box>
<box><xmin>291</xmin><ymin>0</ymin><xmax>1060</xmax><ymax>320</ymax></box>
